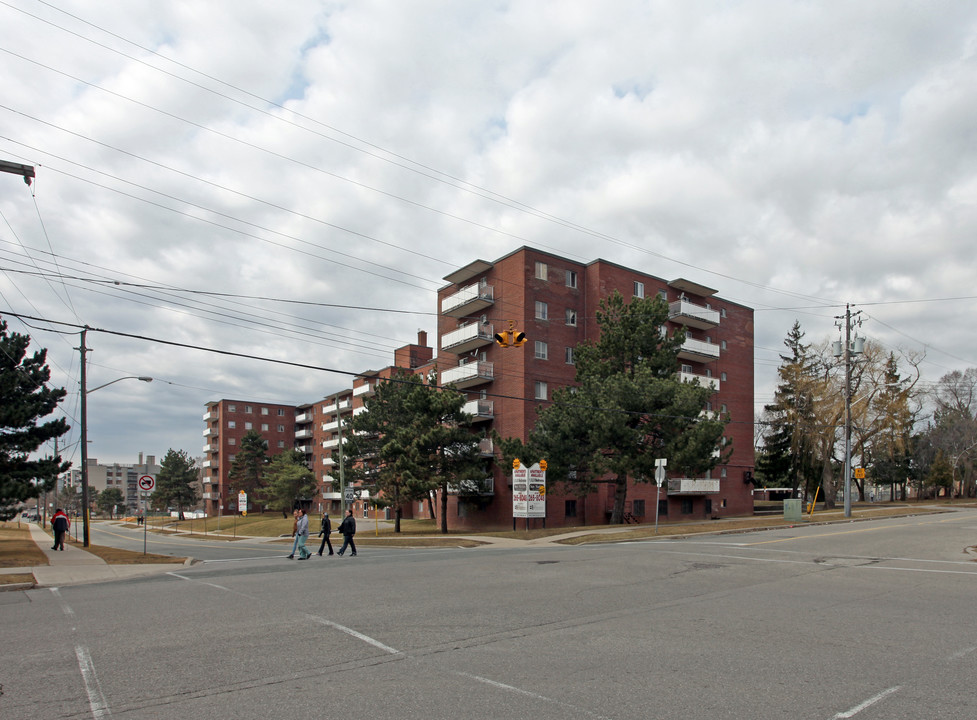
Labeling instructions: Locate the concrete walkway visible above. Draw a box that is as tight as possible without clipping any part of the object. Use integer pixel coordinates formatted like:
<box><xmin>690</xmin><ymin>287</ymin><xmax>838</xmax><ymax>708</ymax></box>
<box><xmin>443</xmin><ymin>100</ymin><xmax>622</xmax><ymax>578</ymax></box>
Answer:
<box><xmin>0</xmin><ymin>523</ymin><xmax>189</xmax><ymax>590</ymax></box>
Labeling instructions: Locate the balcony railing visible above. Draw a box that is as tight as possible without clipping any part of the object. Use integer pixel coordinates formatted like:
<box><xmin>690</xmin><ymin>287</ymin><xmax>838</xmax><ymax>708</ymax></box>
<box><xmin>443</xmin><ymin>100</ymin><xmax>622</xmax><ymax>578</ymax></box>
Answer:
<box><xmin>322</xmin><ymin>399</ymin><xmax>351</xmax><ymax>414</ymax></box>
<box><xmin>677</xmin><ymin>371</ymin><xmax>720</xmax><ymax>392</ymax></box>
<box><xmin>441</xmin><ymin>283</ymin><xmax>494</xmax><ymax>317</ymax></box>
<box><xmin>677</xmin><ymin>337</ymin><xmax>721</xmax><ymax>362</ymax></box>
<box><xmin>478</xmin><ymin>438</ymin><xmax>494</xmax><ymax>456</ymax></box>
<box><xmin>295</xmin><ymin>411</ymin><xmax>313</xmax><ymax>423</ymax></box>
<box><xmin>203</xmin><ymin>427</ymin><xmax>219</xmax><ymax>438</ymax></box>
<box><xmin>441</xmin><ymin>322</ymin><xmax>494</xmax><ymax>354</ymax></box>
<box><xmin>462</xmin><ymin>399</ymin><xmax>494</xmax><ymax>421</ymax></box>
<box><xmin>669</xmin><ymin>300</ymin><xmax>720</xmax><ymax>330</ymax></box>
<box><xmin>295</xmin><ymin>428</ymin><xmax>313</xmax><ymax>439</ymax></box>
<box><xmin>353</xmin><ymin>383</ymin><xmax>375</xmax><ymax>398</ymax></box>
<box><xmin>441</xmin><ymin>361</ymin><xmax>494</xmax><ymax>389</ymax></box>
<box><xmin>667</xmin><ymin>478</ymin><xmax>720</xmax><ymax>495</ymax></box>
<box><xmin>447</xmin><ymin>476</ymin><xmax>495</xmax><ymax>496</ymax></box>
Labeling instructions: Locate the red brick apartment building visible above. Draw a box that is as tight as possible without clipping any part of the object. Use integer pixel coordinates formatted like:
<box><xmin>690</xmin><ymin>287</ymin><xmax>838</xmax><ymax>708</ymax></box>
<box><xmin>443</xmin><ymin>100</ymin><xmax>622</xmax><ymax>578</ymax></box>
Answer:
<box><xmin>434</xmin><ymin>247</ymin><xmax>755</xmax><ymax>530</ymax></box>
<box><xmin>204</xmin><ymin>247</ymin><xmax>753</xmax><ymax>529</ymax></box>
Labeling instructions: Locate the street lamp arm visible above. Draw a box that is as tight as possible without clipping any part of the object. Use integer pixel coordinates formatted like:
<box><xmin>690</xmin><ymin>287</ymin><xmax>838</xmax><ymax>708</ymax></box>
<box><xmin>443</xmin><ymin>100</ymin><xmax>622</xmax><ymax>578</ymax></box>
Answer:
<box><xmin>87</xmin><ymin>376</ymin><xmax>153</xmax><ymax>394</ymax></box>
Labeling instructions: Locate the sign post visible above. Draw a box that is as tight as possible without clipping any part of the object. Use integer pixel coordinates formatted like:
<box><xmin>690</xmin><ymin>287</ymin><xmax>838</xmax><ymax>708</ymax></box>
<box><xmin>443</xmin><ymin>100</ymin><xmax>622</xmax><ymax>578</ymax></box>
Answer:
<box><xmin>238</xmin><ymin>491</ymin><xmax>248</xmax><ymax>516</ymax></box>
<box><xmin>138</xmin><ymin>475</ymin><xmax>156</xmax><ymax>554</ymax></box>
<box><xmin>654</xmin><ymin>459</ymin><xmax>667</xmax><ymax>534</ymax></box>
<box><xmin>512</xmin><ymin>460</ymin><xmax>546</xmax><ymax>531</ymax></box>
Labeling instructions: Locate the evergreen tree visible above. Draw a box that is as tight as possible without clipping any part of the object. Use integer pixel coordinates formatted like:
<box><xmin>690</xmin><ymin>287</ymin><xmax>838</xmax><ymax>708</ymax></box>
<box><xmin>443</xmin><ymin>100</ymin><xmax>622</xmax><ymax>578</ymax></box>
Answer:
<box><xmin>151</xmin><ymin>449</ymin><xmax>200</xmax><ymax>521</ymax></box>
<box><xmin>97</xmin><ymin>487</ymin><xmax>126</xmax><ymax>519</ymax></box>
<box><xmin>0</xmin><ymin>320</ymin><xmax>71</xmax><ymax>520</ymax></box>
<box><xmin>525</xmin><ymin>291</ymin><xmax>726</xmax><ymax>524</ymax></box>
<box><xmin>227</xmin><ymin>430</ymin><xmax>269</xmax><ymax>510</ymax></box>
<box><xmin>258</xmin><ymin>450</ymin><xmax>316</xmax><ymax>515</ymax></box>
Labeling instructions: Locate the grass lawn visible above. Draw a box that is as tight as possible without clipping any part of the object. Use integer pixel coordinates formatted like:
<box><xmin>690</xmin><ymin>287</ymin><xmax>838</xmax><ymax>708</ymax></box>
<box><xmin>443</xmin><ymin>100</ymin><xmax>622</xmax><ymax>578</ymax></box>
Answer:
<box><xmin>0</xmin><ymin>522</ymin><xmax>47</xmax><ymax>568</ymax></box>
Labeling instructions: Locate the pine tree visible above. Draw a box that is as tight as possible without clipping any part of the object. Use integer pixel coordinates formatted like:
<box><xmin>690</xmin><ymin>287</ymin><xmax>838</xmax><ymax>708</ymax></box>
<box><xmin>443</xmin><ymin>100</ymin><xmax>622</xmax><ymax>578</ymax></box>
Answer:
<box><xmin>227</xmin><ymin>430</ymin><xmax>269</xmax><ymax>510</ymax></box>
<box><xmin>0</xmin><ymin>320</ymin><xmax>71</xmax><ymax>520</ymax></box>
<box><xmin>258</xmin><ymin>450</ymin><xmax>317</xmax><ymax>515</ymax></box>
<box><xmin>151</xmin><ymin>449</ymin><xmax>200</xmax><ymax>521</ymax></box>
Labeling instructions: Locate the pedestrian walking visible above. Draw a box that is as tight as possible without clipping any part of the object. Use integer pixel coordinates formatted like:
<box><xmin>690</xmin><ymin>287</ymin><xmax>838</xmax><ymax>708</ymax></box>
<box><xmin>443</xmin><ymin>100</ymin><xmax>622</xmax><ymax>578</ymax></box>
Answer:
<box><xmin>51</xmin><ymin>508</ymin><xmax>70</xmax><ymax>551</ymax></box>
<box><xmin>294</xmin><ymin>508</ymin><xmax>312</xmax><ymax>560</ymax></box>
<box><xmin>317</xmin><ymin>512</ymin><xmax>334</xmax><ymax>556</ymax></box>
<box><xmin>287</xmin><ymin>509</ymin><xmax>300</xmax><ymax>559</ymax></box>
<box><xmin>337</xmin><ymin>508</ymin><xmax>357</xmax><ymax>556</ymax></box>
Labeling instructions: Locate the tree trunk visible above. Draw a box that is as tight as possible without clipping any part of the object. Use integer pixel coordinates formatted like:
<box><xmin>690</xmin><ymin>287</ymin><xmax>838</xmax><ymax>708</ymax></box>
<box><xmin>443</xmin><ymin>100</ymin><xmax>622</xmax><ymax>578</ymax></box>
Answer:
<box><xmin>439</xmin><ymin>484</ymin><xmax>448</xmax><ymax>534</ymax></box>
<box><xmin>610</xmin><ymin>475</ymin><xmax>628</xmax><ymax>524</ymax></box>
<box><xmin>428</xmin><ymin>492</ymin><xmax>437</xmax><ymax>520</ymax></box>
<box><xmin>821</xmin><ymin>457</ymin><xmax>836</xmax><ymax>509</ymax></box>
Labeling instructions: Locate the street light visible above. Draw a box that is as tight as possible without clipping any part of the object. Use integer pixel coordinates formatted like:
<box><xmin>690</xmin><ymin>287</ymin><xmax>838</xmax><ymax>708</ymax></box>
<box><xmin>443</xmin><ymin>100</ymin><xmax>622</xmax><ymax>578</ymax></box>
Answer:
<box><xmin>79</xmin><ymin>355</ymin><xmax>153</xmax><ymax>546</ymax></box>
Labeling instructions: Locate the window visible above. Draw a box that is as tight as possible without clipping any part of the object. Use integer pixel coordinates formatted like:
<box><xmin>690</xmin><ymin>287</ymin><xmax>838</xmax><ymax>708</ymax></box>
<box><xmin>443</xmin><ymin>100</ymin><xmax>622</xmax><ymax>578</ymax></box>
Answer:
<box><xmin>681</xmin><ymin>498</ymin><xmax>693</xmax><ymax>514</ymax></box>
<box><xmin>721</xmin><ymin>308</ymin><xmax>727</xmax><ymax>318</ymax></box>
<box><xmin>228</xmin><ymin>437</ymin><xmax>236</xmax><ymax>445</ymax></box>
<box><xmin>681</xmin><ymin>363</ymin><xmax>693</xmax><ymax>374</ymax></box>
<box><xmin>535</xmin><ymin>381</ymin><xmax>548</xmax><ymax>400</ymax></box>
<box><xmin>721</xmin><ymin>467</ymin><xmax>728</xmax><ymax>478</ymax></box>
<box><xmin>227</xmin><ymin>404</ymin><xmax>236</xmax><ymax>412</ymax></box>
<box><xmin>721</xmin><ymin>340</ymin><xmax>727</xmax><ymax>350</ymax></box>
<box><xmin>658</xmin><ymin>499</ymin><xmax>668</xmax><ymax>517</ymax></box>
<box><xmin>261</xmin><ymin>407</ymin><xmax>269</xmax><ymax>415</ymax></box>
<box><xmin>245</xmin><ymin>405</ymin><xmax>253</xmax><ymax>413</ymax></box>
<box><xmin>277</xmin><ymin>441</ymin><xmax>285</xmax><ymax>449</ymax></box>
<box><xmin>278</xmin><ymin>408</ymin><xmax>285</xmax><ymax>416</ymax></box>
<box><xmin>535</xmin><ymin>261</ymin><xmax>548</xmax><ymax>280</ymax></box>
<box><xmin>245</xmin><ymin>422</ymin><xmax>253</xmax><ymax>430</ymax></box>
<box><xmin>534</xmin><ymin>341</ymin><xmax>548</xmax><ymax>360</ymax></box>
<box><xmin>228</xmin><ymin>454</ymin><xmax>236</xmax><ymax>462</ymax></box>
<box><xmin>720</xmin><ymin>404</ymin><xmax>727</xmax><ymax>414</ymax></box>
<box><xmin>706</xmin><ymin>369</ymin><xmax>713</xmax><ymax>377</ymax></box>
<box><xmin>721</xmin><ymin>372</ymin><xmax>728</xmax><ymax>382</ymax></box>
<box><xmin>632</xmin><ymin>500</ymin><xmax>646</xmax><ymax>517</ymax></box>
<box><xmin>565</xmin><ymin>347</ymin><xmax>575</xmax><ymax>365</ymax></box>
<box><xmin>278</xmin><ymin>424</ymin><xmax>285</xmax><ymax>432</ymax></box>
<box><xmin>565</xmin><ymin>499</ymin><xmax>577</xmax><ymax>518</ymax></box>
<box><xmin>228</xmin><ymin>420</ymin><xmax>236</xmax><ymax>429</ymax></box>
<box><xmin>535</xmin><ymin>301</ymin><xmax>548</xmax><ymax>320</ymax></box>
<box><xmin>565</xmin><ymin>270</ymin><xmax>577</xmax><ymax>288</ymax></box>
<box><xmin>633</xmin><ymin>281</ymin><xmax>644</xmax><ymax>299</ymax></box>
<box><xmin>261</xmin><ymin>423</ymin><xmax>269</xmax><ymax>431</ymax></box>
<box><xmin>565</xmin><ymin>308</ymin><xmax>577</xmax><ymax>326</ymax></box>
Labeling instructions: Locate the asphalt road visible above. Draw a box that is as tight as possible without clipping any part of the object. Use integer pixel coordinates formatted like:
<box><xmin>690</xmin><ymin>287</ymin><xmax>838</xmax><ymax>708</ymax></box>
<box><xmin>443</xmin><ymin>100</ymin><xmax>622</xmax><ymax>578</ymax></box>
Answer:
<box><xmin>88</xmin><ymin>519</ymin><xmax>296</xmax><ymax>561</ymax></box>
<box><xmin>3</xmin><ymin>509</ymin><xmax>977</xmax><ymax>720</ymax></box>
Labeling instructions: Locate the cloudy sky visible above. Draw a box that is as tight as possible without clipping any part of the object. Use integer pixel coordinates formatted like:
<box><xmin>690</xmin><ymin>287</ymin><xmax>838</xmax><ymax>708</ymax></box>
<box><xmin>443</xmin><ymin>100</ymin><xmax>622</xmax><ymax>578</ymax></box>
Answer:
<box><xmin>2</xmin><ymin>0</ymin><xmax>976</xmax><ymax>467</ymax></box>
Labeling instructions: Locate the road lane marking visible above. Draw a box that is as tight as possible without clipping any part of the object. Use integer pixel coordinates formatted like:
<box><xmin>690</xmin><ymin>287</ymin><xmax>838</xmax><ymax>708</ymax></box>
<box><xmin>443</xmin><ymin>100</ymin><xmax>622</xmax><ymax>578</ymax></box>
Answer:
<box><xmin>832</xmin><ymin>686</ymin><xmax>900</xmax><ymax>718</ymax></box>
<box><xmin>50</xmin><ymin>587</ymin><xmax>75</xmax><ymax>616</ymax></box>
<box><xmin>75</xmin><ymin>645</ymin><xmax>111</xmax><ymax>718</ymax></box>
<box><xmin>455</xmin><ymin>672</ymin><xmax>614</xmax><ymax>720</ymax></box>
<box><xmin>948</xmin><ymin>646</ymin><xmax>977</xmax><ymax>660</ymax></box>
<box><xmin>304</xmin><ymin>613</ymin><xmax>401</xmax><ymax>654</ymax></box>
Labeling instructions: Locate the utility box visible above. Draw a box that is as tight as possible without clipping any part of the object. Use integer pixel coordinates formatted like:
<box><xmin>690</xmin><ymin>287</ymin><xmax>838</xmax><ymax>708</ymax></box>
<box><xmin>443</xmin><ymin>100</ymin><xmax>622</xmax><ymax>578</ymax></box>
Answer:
<box><xmin>783</xmin><ymin>498</ymin><xmax>803</xmax><ymax>522</ymax></box>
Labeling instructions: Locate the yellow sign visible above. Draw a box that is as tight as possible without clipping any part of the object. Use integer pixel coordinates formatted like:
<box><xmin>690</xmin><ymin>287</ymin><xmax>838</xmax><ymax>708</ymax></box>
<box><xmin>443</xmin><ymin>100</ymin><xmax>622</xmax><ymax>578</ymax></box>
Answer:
<box><xmin>539</xmin><ymin>459</ymin><xmax>547</xmax><ymax>471</ymax></box>
<box><xmin>854</xmin><ymin>467</ymin><xmax>865</xmax><ymax>479</ymax></box>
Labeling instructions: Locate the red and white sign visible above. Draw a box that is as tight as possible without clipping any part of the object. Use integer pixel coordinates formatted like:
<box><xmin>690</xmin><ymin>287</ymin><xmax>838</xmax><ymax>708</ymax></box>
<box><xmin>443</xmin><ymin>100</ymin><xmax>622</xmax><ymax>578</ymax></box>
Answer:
<box><xmin>138</xmin><ymin>475</ymin><xmax>156</xmax><ymax>492</ymax></box>
<box><xmin>513</xmin><ymin>463</ymin><xmax>546</xmax><ymax>519</ymax></box>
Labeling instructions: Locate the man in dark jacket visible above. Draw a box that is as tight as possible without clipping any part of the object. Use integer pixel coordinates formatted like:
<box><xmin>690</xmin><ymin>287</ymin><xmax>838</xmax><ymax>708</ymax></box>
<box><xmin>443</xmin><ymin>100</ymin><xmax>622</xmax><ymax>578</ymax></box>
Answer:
<box><xmin>337</xmin><ymin>509</ymin><xmax>357</xmax><ymax>557</ymax></box>
<box><xmin>51</xmin><ymin>508</ymin><xmax>70</xmax><ymax>550</ymax></box>
<box><xmin>317</xmin><ymin>512</ymin><xmax>333</xmax><ymax>556</ymax></box>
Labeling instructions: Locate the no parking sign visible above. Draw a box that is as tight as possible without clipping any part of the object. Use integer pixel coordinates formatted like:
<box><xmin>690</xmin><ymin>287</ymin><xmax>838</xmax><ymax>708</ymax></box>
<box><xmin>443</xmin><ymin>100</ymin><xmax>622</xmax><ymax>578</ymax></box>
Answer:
<box><xmin>138</xmin><ymin>475</ymin><xmax>156</xmax><ymax>493</ymax></box>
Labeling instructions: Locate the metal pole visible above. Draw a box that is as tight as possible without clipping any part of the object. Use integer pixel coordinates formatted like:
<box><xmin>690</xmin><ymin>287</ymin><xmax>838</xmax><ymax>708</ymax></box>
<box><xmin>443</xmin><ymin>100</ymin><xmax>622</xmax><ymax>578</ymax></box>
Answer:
<box><xmin>843</xmin><ymin>304</ymin><xmax>853</xmax><ymax>519</ymax></box>
<box><xmin>655</xmin><ymin>484</ymin><xmax>660</xmax><ymax>534</ymax></box>
<box><xmin>79</xmin><ymin>328</ymin><xmax>91</xmax><ymax>546</ymax></box>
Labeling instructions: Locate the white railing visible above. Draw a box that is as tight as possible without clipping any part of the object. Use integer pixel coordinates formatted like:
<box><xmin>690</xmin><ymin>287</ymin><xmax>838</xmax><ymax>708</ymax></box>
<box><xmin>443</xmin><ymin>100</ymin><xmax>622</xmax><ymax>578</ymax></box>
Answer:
<box><xmin>678</xmin><ymin>371</ymin><xmax>720</xmax><ymax>391</ymax></box>
<box><xmin>669</xmin><ymin>299</ymin><xmax>720</xmax><ymax>327</ymax></box>
<box><xmin>441</xmin><ymin>361</ymin><xmax>494</xmax><ymax>387</ymax></box>
<box><xmin>441</xmin><ymin>283</ymin><xmax>494</xmax><ymax>315</ymax></box>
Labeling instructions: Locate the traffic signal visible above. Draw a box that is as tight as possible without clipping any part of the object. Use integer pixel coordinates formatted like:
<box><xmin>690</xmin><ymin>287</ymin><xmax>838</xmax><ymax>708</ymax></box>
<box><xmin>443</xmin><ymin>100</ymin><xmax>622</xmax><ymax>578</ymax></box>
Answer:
<box><xmin>511</xmin><ymin>330</ymin><xmax>527</xmax><ymax>346</ymax></box>
<box><xmin>494</xmin><ymin>331</ymin><xmax>510</xmax><ymax>347</ymax></box>
<box><xmin>513</xmin><ymin>458</ymin><xmax>521</xmax><ymax>469</ymax></box>
<box><xmin>539</xmin><ymin>459</ymin><xmax>547</xmax><ymax>471</ymax></box>
<box><xmin>495</xmin><ymin>321</ymin><xmax>527</xmax><ymax>348</ymax></box>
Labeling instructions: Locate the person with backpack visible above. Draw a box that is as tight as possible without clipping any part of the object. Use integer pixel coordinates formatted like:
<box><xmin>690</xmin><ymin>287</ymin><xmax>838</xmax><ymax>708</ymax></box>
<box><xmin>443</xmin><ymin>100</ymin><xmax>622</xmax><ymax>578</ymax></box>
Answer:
<box><xmin>51</xmin><ymin>508</ymin><xmax>70</xmax><ymax>551</ymax></box>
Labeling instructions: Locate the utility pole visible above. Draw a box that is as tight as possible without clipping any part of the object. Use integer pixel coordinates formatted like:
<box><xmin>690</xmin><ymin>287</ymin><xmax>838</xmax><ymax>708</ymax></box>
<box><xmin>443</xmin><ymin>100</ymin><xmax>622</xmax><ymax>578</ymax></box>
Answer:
<box><xmin>834</xmin><ymin>304</ymin><xmax>863</xmax><ymax>519</ymax></box>
<box><xmin>79</xmin><ymin>328</ymin><xmax>91</xmax><ymax>546</ymax></box>
<box><xmin>0</xmin><ymin>160</ymin><xmax>34</xmax><ymax>185</ymax></box>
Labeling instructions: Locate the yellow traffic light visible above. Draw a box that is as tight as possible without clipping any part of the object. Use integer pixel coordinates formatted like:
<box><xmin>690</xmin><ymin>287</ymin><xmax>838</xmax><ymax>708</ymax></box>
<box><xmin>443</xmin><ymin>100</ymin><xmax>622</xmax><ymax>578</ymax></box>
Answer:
<box><xmin>511</xmin><ymin>331</ymin><xmax>527</xmax><ymax>346</ymax></box>
<box><xmin>494</xmin><ymin>331</ymin><xmax>510</xmax><ymax>347</ymax></box>
<box><xmin>513</xmin><ymin>458</ymin><xmax>521</xmax><ymax>469</ymax></box>
<box><xmin>539</xmin><ymin>459</ymin><xmax>547</xmax><ymax>471</ymax></box>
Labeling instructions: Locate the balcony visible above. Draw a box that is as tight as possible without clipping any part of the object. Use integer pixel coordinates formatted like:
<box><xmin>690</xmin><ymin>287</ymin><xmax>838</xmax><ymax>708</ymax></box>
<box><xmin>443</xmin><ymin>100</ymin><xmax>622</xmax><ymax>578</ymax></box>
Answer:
<box><xmin>296</xmin><ymin>444</ymin><xmax>312</xmax><ymax>454</ymax></box>
<box><xmin>295</xmin><ymin>428</ymin><xmax>313</xmax><ymax>440</ymax></box>
<box><xmin>669</xmin><ymin>299</ymin><xmax>720</xmax><ymax>330</ymax></box>
<box><xmin>203</xmin><ymin>410</ymin><xmax>217</xmax><ymax>421</ymax></box>
<box><xmin>441</xmin><ymin>283</ymin><xmax>495</xmax><ymax>318</ymax></box>
<box><xmin>441</xmin><ymin>322</ymin><xmax>494</xmax><ymax>354</ymax></box>
<box><xmin>678</xmin><ymin>371</ymin><xmax>720</xmax><ymax>392</ymax></box>
<box><xmin>322</xmin><ymin>420</ymin><xmax>340</xmax><ymax>433</ymax></box>
<box><xmin>203</xmin><ymin>427</ymin><xmax>219</xmax><ymax>438</ymax></box>
<box><xmin>463</xmin><ymin>399</ymin><xmax>494</xmax><ymax>422</ymax></box>
<box><xmin>295</xmin><ymin>411</ymin><xmax>313</xmax><ymax>423</ymax></box>
<box><xmin>323</xmin><ymin>437</ymin><xmax>346</xmax><ymax>450</ymax></box>
<box><xmin>667</xmin><ymin>478</ymin><xmax>720</xmax><ymax>495</ymax></box>
<box><xmin>478</xmin><ymin>438</ymin><xmax>494</xmax><ymax>457</ymax></box>
<box><xmin>323</xmin><ymin>399</ymin><xmax>351</xmax><ymax>414</ymax></box>
<box><xmin>353</xmin><ymin>383</ymin><xmax>375</xmax><ymax>398</ymax></box>
<box><xmin>447</xmin><ymin>476</ymin><xmax>495</xmax><ymax>496</ymax></box>
<box><xmin>203</xmin><ymin>444</ymin><xmax>214</xmax><ymax>453</ymax></box>
<box><xmin>323</xmin><ymin>457</ymin><xmax>336</xmax><ymax>466</ymax></box>
<box><xmin>202</xmin><ymin>459</ymin><xmax>212</xmax><ymax>468</ymax></box>
<box><xmin>677</xmin><ymin>337</ymin><xmax>720</xmax><ymax>362</ymax></box>
<box><xmin>441</xmin><ymin>361</ymin><xmax>493</xmax><ymax>389</ymax></box>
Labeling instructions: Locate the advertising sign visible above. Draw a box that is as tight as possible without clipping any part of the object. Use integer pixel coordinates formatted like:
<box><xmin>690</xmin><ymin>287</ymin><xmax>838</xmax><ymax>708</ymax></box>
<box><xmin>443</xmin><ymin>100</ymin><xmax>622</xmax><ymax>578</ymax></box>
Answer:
<box><xmin>513</xmin><ymin>463</ymin><xmax>546</xmax><ymax>519</ymax></box>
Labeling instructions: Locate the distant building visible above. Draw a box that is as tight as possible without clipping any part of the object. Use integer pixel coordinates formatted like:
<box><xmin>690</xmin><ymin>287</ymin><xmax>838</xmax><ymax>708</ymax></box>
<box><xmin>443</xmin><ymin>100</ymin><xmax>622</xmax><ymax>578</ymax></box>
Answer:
<box><xmin>69</xmin><ymin>453</ymin><xmax>163</xmax><ymax>514</ymax></box>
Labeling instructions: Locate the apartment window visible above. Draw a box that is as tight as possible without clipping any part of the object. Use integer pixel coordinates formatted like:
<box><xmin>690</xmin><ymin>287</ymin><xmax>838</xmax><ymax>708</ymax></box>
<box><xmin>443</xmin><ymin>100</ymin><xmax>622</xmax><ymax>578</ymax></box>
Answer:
<box><xmin>245</xmin><ymin>405</ymin><xmax>253</xmax><ymax>413</ymax></box>
<box><xmin>565</xmin><ymin>270</ymin><xmax>577</xmax><ymax>288</ymax></box>
<box><xmin>278</xmin><ymin>441</ymin><xmax>285</xmax><ymax>449</ymax></box>
<box><xmin>634</xmin><ymin>281</ymin><xmax>644</xmax><ymax>299</ymax></box>
<box><xmin>721</xmin><ymin>340</ymin><xmax>727</xmax><ymax>350</ymax></box>
<box><xmin>228</xmin><ymin>454</ymin><xmax>236</xmax><ymax>463</ymax></box>
<box><xmin>681</xmin><ymin>498</ymin><xmax>693</xmax><ymax>514</ymax></box>
<box><xmin>535</xmin><ymin>261</ymin><xmax>548</xmax><ymax>280</ymax></box>
<box><xmin>228</xmin><ymin>420</ymin><xmax>236</xmax><ymax>429</ymax></box>
<box><xmin>565</xmin><ymin>347</ymin><xmax>575</xmax><ymax>365</ymax></box>
<box><xmin>721</xmin><ymin>467</ymin><xmax>728</xmax><ymax>478</ymax></box>
<box><xmin>227</xmin><ymin>404</ymin><xmax>236</xmax><ymax>412</ymax></box>
<box><xmin>535</xmin><ymin>381</ymin><xmax>548</xmax><ymax>400</ymax></box>
<box><xmin>721</xmin><ymin>308</ymin><xmax>727</xmax><ymax>318</ymax></box>
<box><xmin>261</xmin><ymin>423</ymin><xmax>269</xmax><ymax>431</ymax></box>
<box><xmin>658</xmin><ymin>289</ymin><xmax>667</xmax><ymax>299</ymax></box>
<box><xmin>721</xmin><ymin>372</ymin><xmax>728</xmax><ymax>382</ymax></box>
<box><xmin>658</xmin><ymin>499</ymin><xmax>668</xmax><ymax>517</ymax></box>
<box><xmin>228</xmin><ymin>437</ymin><xmax>236</xmax><ymax>445</ymax></box>
<box><xmin>706</xmin><ymin>369</ymin><xmax>713</xmax><ymax>377</ymax></box>
<box><xmin>278</xmin><ymin>408</ymin><xmax>285</xmax><ymax>416</ymax></box>
<box><xmin>565</xmin><ymin>499</ymin><xmax>577</xmax><ymax>518</ymax></box>
<box><xmin>632</xmin><ymin>500</ymin><xmax>646</xmax><ymax>517</ymax></box>
<box><xmin>565</xmin><ymin>308</ymin><xmax>577</xmax><ymax>326</ymax></box>
<box><xmin>245</xmin><ymin>422</ymin><xmax>253</xmax><ymax>430</ymax></box>
<box><xmin>720</xmin><ymin>404</ymin><xmax>727</xmax><ymax>414</ymax></box>
<box><xmin>681</xmin><ymin>363</ymin><xmax>693</xmax><ymax>374</ymax></box>
<box><xmin>535</xmin><ymin>301</ymin><xmax>548</xmax><ymax>320</ymax></box>
<box><xmin>535</xmin><ymin>341</ymin><xmax>548</xmax><ymax>360</ymax></box>
<box><xmin>278</xmin><ymin>424</ymin><xmax>285</xmax><ymax>432</ymax></box>
<box><xmin>261</xmin><ymin>407</ymin><xmax>269</xmax><ymax>416</ymax></box>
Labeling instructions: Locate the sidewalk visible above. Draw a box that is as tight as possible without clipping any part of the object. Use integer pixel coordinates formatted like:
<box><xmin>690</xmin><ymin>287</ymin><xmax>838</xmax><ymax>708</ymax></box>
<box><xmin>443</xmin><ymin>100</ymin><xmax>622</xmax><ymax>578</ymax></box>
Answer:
<box><xmin>0</xmin><ymin>523</ymin><xmax>189</xmax><ymax>590</ymax></box>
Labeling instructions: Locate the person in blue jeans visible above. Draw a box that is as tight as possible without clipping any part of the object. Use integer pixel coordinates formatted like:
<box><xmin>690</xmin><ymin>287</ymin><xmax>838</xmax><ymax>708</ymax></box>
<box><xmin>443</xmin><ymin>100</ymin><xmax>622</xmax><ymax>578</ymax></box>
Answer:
<box><xmin>287</xmin><ymin>509</ymin><xmax>300</xmax><ymax>559</ymax></box>
<box><xmin>294</xmin><ymin>509</ymin><xmax>312</xmax><ymax>560</ymax></box>
<box><xmin>337</xmin><ymin>509</ymin><xmax>357</xmax><ymax>556</ymax></box>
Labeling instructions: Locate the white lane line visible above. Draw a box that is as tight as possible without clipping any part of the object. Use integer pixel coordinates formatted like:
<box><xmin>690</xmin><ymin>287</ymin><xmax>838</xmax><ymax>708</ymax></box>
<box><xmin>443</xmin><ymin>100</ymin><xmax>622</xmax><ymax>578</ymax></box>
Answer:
<box><xmin>75</xmin><ymin>645</ymin><xmax>111</xmax><ymax>718</ymax></box>
<box><xmin>50</xmin><ymin>587</ymin><xmax>75</xmax><ymax>616</ymax></box>
<box><xmin>305</xmin><ymin>614</ymin><xmax>401</xmax><ymax>655</ymax></box>
<box><xmin>832</xmin><ymin>686</ymin><xmax>900</xmax><ymax>718</ymax></box>
<box><xmin>166</xmin><ymin>572</ymin><xmax>255</xmax><ymax>597</ymax></box>
<box><xmin>456</xmin><ymin>672</ymin><xmax>614</xmax><ymax>720</ymax></box>
<box><xmin>948</xmin><ymin>646</ymin><xmax>977</xmax><ymax>660</ymax></box>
